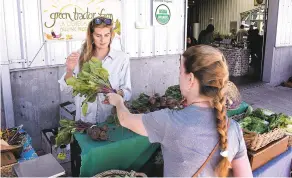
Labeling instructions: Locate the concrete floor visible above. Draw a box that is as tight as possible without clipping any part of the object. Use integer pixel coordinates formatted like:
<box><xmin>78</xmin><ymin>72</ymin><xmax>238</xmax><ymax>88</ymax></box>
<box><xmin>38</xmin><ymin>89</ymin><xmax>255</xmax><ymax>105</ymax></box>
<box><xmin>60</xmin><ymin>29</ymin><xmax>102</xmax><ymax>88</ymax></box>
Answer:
<box><xmin>239</xmin><ymin>83</ymin><xmax>292</xmax><ymax>116</ymax></box>
<box><xmin>230</xmin><ymin>74</ymin><xmax>292</xmax><ymax>115</ymax></box>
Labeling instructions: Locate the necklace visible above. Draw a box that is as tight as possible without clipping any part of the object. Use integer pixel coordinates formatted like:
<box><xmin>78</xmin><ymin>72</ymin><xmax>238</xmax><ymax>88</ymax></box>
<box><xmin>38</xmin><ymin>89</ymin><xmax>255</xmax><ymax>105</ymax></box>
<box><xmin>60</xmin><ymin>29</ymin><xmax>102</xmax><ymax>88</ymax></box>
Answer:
<box><xmin>189</xmin><ymin>100</ymin><xmax>212</xmax><ymax>108</ymax></box>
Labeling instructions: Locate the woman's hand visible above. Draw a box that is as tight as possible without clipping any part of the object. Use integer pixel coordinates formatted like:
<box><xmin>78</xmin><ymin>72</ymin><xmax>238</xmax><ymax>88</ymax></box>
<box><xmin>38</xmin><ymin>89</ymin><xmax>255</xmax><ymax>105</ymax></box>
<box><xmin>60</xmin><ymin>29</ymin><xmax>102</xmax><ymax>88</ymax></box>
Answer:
<box><xmin>106</xmin><ymin>93</ymin><xmax>147</xmax><ymax>137</ymax></box>
<box><xmin>65</xmin><ymin>52</ymin><xmax>80</xmax><ymax>80</ymax></box>
<box><xmin>103</xmin><ymin>90</ymin><xmax>124</xmax><ymax>104</ymax></box>
<box><xmin>116</xmin><ymin>89</ymin><xmax>124</xmax><ymax>98</ymax></box>
<box><xmin>66</xmin><ymin>52</ymin><xmax>79</xmax><ymax>72</ymax></box>
<box><xmin>106</xmin><ymin>93</ymin><xmax>124</xmax><ymax>106</ymax></box>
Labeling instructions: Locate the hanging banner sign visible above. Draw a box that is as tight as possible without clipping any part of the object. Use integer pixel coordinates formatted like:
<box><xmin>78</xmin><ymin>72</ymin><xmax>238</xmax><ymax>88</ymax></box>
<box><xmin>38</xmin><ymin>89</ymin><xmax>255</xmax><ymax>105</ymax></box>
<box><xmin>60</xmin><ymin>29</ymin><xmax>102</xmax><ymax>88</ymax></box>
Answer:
<box><xmin>41</xmin><ymin>0</ymin><xmax>122</xmax><ymax>41</ymax></box>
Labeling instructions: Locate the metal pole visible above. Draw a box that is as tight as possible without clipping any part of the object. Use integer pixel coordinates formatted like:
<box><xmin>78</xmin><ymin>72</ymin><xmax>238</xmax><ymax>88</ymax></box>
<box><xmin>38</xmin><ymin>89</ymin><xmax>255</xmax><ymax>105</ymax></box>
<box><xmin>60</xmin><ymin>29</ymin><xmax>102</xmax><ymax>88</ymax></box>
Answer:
<box><xmin>1</xmin><ymin>65</ymin><xmax>15</xmax><ymax>128</ymax></box>
<box><xmin>16</xmin><ymin>0</ymin><xmax>27</xmax><ymax>68</ymax></box>
<box><xmin>184</xmin><ymin>0</ymin><xmax>188</xmax><ymax>51</ymax></box>
<box><xmin>0</xmin><ymin>65</ymin><xmax>2</xmax><ymax>125</ymax></box>
<box><xmin>0</xmin><ymin>0</ymin><xmax>15</xmax><ymax>128</ymax></box>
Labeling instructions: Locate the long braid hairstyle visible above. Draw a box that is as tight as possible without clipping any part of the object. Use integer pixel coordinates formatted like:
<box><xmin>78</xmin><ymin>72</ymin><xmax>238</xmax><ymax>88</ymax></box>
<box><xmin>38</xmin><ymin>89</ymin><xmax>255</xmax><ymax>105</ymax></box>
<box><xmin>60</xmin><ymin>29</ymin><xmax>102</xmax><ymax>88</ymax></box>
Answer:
<box><xmin>183</xmin><ymin>45</ymin><xmax>230</xmax><ymax>177</ymax></box>
<box><xmin>79</xmin><ymin>17</ymin><xmax>114</xmax><ymax>69</ymax></box>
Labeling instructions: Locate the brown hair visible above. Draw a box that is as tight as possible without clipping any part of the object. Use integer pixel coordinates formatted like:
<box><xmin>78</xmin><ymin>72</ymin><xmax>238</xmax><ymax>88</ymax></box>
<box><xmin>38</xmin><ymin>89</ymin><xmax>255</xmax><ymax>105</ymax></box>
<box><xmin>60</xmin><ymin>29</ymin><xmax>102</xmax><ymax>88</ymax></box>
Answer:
<box><xmin>79</xmin><ymin>17</ymin><xmax>114</xmax><ymax>69</ymax></box>
<box><xmin>182</xmin><ymin>45</ymin><xmax>230</xmax><ymax>177</ymax></box>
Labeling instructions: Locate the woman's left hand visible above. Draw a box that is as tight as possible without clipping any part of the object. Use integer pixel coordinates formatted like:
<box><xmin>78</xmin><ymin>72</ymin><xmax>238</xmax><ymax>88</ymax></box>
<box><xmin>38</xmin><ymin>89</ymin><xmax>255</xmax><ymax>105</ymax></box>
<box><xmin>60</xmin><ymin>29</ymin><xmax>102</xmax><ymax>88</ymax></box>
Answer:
<box><xmin>106</xmin><ymin>93</ymin><xmax>123</xmax><ymax>106</ymax></box>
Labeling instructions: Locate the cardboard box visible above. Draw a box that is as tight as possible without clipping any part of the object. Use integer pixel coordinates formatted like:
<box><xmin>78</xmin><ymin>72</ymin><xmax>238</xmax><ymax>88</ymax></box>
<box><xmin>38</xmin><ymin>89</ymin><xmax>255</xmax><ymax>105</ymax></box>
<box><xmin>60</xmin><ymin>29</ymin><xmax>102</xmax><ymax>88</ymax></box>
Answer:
<box><xmin>60</xmin><ymin>101</ymin><xmax>76</xmax><ymax>121</ymax></box>
<box><xmin>1</xmin><ymin>141</ymin><xmax>22</xmax><ymax>155</ymax></box>
<box><xmin>1</xmin><ymin>152</ymin><xmax>17</xmax><ymax>166</ymax></box>
<box><xmin>41</xmin><ymin>128</ymin><xmax>71</xmax><ymax>164</ymax></box>
<box><xmin>248</xmin><ymin>136</ymin><xmax>289</xmax><ymax>170</ymax></box>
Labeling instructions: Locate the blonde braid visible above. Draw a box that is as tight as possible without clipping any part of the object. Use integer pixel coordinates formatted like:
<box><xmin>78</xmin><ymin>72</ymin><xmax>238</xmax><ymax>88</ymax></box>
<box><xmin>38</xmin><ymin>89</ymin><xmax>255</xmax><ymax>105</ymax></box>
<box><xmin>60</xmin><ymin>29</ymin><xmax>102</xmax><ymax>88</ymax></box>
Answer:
<box><xmin>183</xmin><ymin>45</ymin><xmax>230</xmax><ymax>177</ymax></box>
<box><xmin>214</xmin><ymin>83</ymin><xmax>230</xmax><ymax>177</ymax></box>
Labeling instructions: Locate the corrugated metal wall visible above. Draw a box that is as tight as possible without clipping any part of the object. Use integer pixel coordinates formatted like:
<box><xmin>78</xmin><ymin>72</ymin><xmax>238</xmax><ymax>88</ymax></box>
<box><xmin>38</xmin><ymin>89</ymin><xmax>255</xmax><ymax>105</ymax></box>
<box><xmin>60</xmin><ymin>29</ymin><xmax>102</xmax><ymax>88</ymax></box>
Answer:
<box><xmin>1</xmin><ymin>0</ymin><xmax>185</xmax><ymax>69</ymax></box>
<box><xmin>269</xmin><ymin>0</ymin><xmax>292</xmax><ymax>85</ymax></box>
<box><xmin>197</xmin><ymin>0</ymin><xmax>255</xmax><ymax>34</ymax></box>
<box><xmin>276</xmin><ymin>0</ymin><xmax>292</xmax><ymax>47</ymax></box>
<box><xmin>270</xmin><ymin>47</ymin><xmax>292</xmax><ymax>85</ymax></box>
<box><xmin>123</xmin><ymin>0</ymin><xmax>185</xmax><ymax>57</ymax></box>
<box><xmin>263</xmin><ymin>0</ymin><xmax>292</xmax><ymax>86</ymax></box>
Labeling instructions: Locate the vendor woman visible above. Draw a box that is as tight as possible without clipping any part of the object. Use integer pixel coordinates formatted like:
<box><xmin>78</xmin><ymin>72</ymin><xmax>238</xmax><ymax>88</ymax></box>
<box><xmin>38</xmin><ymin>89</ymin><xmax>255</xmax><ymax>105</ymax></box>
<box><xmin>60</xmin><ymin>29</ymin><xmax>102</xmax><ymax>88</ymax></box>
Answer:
<box><xmin>107</xmin><ymin>45</ymin><xmax>252</xmax><ymax>177</ymax></box>
<box><xmin>59</xmin><ymin>17</ymin><xmax>132</xmax><ymax>124</ymax></box>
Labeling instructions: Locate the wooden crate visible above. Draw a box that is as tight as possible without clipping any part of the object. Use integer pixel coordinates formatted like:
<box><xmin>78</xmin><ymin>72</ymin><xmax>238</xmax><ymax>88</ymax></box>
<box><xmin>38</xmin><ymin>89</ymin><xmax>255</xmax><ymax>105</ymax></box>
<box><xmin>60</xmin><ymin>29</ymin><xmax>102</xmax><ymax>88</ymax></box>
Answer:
<box><xmin>248</xmin><ymin>136</ymin><xmax>289</xmax><ymax>171</ymax></box>
<box><xmin>0</xmin><ymin>163</ymin><xmax>17</xmax><ymax>177</ymax></box>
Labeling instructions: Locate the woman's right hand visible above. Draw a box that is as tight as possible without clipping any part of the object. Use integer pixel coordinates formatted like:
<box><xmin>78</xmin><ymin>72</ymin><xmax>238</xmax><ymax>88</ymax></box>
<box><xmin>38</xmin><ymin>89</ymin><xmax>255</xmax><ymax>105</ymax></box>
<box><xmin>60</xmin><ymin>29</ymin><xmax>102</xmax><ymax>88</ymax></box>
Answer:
<box><xmin>66</xmin><ymin>52</ymin><xmax>80</xmax><ymax>72</ymax></box>
<box><xmin>106</xmin><ymin>93</ymin><xmax>124</xmax><ymax>107</ymax></box>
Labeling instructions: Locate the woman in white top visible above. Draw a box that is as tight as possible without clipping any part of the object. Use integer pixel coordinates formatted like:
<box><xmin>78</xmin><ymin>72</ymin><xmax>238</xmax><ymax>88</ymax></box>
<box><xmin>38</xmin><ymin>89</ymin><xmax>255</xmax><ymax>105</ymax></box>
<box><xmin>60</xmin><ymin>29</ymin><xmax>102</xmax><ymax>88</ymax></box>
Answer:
<box><xmin>58</xmin><ymin>17</ymin><xmax>132</xmax><ymax>124</ymax></box>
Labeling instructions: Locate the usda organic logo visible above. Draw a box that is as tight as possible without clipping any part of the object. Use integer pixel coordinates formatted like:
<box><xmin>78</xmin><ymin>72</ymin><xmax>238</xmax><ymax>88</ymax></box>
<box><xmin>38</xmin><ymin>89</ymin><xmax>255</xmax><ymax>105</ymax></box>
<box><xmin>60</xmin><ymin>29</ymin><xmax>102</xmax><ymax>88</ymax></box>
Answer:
<box><xmin>155</xmin><ymin>4</ymin><xmax>171</xmax><ymax>25</ymax></box>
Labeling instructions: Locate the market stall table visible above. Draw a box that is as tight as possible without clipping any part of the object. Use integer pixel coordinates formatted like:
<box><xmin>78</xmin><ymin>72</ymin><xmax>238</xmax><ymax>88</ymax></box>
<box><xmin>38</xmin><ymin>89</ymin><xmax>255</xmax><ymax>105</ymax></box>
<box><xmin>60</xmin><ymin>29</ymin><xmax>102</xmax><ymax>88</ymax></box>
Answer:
<box><xmin>218</xmin><ymin>47</ymin><xmax>250</xmax><ymax>77</ymax></box>
<box><xmin>71</xmin><ymin>124</ymin><xmax>159</xmax><ymax>177</ymax></box>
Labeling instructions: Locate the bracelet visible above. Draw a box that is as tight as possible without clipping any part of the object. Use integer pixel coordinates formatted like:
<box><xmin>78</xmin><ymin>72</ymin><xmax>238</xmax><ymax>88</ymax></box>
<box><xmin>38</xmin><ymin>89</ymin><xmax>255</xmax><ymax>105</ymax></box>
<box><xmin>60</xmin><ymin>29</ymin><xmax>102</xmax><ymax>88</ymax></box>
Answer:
<box><xmin>117</xmin><ymin>89</ymin><xmax>124</xmax><ymax>97</ymax></box>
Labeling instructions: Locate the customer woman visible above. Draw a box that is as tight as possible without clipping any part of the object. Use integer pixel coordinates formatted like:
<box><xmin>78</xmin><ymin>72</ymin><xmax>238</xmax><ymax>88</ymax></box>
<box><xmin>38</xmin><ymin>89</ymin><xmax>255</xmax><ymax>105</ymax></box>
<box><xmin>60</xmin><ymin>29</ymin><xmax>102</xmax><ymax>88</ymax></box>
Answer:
<box><xmin>106</xmin><ymin>45</ymin><xmax>252</xmax><ymax>177</ymax></box>
<box><xmin>59</xmin><ymin>17</ymin><xmax>132</xmax><ymax>124</ymax></box>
